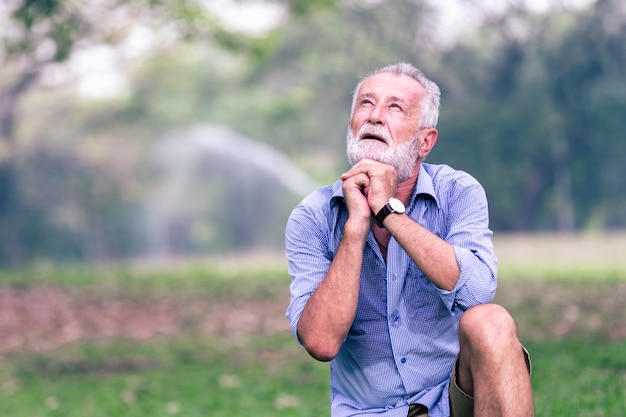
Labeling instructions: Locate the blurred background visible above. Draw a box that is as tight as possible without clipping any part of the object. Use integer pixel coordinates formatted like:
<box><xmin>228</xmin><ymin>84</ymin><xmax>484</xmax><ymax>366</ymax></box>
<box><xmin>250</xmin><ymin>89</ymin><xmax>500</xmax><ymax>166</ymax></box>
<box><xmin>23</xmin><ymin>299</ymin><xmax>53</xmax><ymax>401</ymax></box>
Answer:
<box><xmin>1</xmin><ymin>0</ymin><xmax>625</xmax><ymax>267</ymax></box>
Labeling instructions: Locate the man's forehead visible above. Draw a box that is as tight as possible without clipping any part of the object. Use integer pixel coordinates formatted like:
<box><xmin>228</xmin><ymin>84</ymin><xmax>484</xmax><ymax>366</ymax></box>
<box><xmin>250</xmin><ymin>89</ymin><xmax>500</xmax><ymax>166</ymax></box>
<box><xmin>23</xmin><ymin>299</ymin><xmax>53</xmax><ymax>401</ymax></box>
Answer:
<box><xmin>358</xmin><ymin>72</ymin><xmax>426</xmax><ymax>100</ymax></box>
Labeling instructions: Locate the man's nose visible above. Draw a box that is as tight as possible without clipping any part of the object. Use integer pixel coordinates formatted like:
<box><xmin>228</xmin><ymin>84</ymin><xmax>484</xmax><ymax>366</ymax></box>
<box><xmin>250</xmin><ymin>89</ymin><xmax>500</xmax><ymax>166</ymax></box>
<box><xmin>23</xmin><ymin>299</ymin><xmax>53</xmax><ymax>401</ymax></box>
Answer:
<box><xmin>367</xmin><ymin>104</ymin><xmax>385</xmax><ymax>125</ymax></box>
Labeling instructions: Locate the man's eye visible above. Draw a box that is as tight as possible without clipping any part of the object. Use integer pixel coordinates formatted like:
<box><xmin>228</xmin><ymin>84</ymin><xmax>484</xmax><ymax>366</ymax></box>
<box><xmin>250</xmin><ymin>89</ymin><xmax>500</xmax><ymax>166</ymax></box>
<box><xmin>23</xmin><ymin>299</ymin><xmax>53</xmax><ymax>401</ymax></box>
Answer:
<box><xmin>390</xmin><ymin>103</ymin><xmax>402</xmax><ymax>110</ymax></box>
<box><xmin>361</xmin><ymin>99</ymin><xmax>373</xmax><ymax>105</ymax></box>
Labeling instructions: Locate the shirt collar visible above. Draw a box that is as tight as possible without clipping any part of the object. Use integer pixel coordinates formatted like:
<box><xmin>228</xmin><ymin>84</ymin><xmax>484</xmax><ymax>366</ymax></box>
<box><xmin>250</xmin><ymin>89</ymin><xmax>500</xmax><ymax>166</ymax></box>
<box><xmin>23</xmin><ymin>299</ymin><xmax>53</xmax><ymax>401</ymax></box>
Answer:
<box><xmin>412</xmin><ymin>164</ymin><xmax>440</xmax><ymax>209</ymax></box>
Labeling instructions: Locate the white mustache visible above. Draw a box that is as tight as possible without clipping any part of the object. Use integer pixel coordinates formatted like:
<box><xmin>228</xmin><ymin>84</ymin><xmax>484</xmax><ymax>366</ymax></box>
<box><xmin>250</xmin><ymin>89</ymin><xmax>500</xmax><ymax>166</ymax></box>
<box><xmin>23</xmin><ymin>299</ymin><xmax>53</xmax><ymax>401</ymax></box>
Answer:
<box><xmin>358</xmin><ymin>124</ymin><xmax>392</xmax><ymax>144</ymax></box>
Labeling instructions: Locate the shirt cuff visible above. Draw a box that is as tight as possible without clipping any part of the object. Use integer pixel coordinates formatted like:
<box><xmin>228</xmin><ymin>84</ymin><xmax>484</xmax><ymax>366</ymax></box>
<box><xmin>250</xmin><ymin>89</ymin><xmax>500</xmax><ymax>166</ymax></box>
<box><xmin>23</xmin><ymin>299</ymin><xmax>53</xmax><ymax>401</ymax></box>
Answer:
<box><xmin>437</xmin><ymin>246</ymin><xmax>494</xmax><ymax>313</ymax></box>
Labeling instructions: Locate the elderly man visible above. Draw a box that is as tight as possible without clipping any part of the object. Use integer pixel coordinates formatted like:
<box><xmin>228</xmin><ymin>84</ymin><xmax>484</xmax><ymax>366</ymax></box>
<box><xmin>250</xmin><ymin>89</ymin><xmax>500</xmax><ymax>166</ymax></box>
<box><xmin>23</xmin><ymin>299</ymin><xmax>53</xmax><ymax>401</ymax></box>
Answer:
<box><xmin>285</xmin><ymin>62</ymin><xmax>533</xmax><ymax>417</ymax></box>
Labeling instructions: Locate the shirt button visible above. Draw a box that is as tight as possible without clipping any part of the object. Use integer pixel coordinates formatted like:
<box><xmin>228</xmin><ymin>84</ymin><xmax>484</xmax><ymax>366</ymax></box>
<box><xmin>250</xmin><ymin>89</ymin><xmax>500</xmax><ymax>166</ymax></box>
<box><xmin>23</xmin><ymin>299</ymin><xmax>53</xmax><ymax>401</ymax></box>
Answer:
<box><xmin>391</xmin><ymin>310</ymin><xmax>401</xmax><ymax>327</ymax></box>
<box><xmin>401</xmin><ymin>357</ymin><xmax>407</xmax><ymax>364</ymax></box>
<box><xmin>393</xmin><ymin>274</ymin><xmax>397</xmax><ymax>283</ymax></box>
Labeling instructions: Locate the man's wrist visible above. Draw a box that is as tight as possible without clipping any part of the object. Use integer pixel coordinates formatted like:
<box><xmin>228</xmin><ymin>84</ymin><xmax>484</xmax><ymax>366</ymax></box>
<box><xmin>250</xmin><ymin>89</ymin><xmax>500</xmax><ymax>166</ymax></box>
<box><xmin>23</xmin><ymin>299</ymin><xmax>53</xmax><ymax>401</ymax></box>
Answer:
<box><xmin>344</xmin><ymin>217</ymin><xmax>371</xmax><ymax>241</ymax></box>
<box><xmin>374</xmin><ymin>198</ymin><xmax>406</xmax><ymax>227</ymax></box>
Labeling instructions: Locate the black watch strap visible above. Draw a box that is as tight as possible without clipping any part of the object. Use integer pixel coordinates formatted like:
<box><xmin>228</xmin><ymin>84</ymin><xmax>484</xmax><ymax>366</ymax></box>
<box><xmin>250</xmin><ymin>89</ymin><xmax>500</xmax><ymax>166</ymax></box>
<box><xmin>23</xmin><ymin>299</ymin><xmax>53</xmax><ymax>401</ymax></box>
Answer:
<box><xmin>374</xmin><ymin>203</ymin><xmax>393</xmax><ymax>227</ymax></box>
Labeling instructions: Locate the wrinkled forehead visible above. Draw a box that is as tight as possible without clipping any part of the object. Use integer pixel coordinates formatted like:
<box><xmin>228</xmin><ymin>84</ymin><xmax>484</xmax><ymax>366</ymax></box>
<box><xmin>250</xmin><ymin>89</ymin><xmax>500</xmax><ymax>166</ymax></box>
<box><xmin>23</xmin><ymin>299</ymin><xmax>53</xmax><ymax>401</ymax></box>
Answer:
<box><xmin>357</xmin><ymin>72</ymin><xmax>427</xmax><ymax>104</ymax></box>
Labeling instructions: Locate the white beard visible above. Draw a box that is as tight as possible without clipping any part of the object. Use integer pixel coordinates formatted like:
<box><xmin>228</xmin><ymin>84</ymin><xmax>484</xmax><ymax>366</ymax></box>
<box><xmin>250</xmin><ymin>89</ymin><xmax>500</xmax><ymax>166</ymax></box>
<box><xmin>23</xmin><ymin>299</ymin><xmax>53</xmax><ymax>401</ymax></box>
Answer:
<box><xmin>346</xmin><ymin>124</ymin><xmax>420</xmax><ymax>183</ymax></box>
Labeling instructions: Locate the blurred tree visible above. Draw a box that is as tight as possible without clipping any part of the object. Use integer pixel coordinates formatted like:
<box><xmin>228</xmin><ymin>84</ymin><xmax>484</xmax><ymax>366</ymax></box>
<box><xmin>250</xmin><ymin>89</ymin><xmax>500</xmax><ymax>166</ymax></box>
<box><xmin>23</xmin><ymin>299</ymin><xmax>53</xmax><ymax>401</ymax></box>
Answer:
<box><xmin>432</xmin><ymin>0</ymin><xmax>626</xmax><ymax>231</ymax></box>
<box><xmin>208</xmin><ymin>0</ymin><xmax>440</xmax><ymax>180</ymax></box>
<box><xmin>545</xmin><ymin>0</ymin><xmax>626</xmax><ymax>229</ymax></box>
<box><xmin>2</xmin><ymin>0</ymin><xmax>626</xmax><ymax>265</ymax></box>
<box><xmin>433</xmin><ymin>6</ymin><xmax>560</xmax><ymax>230</ymax></box>
<box><xmin>0</xmin><ymin>0</ymin><xmax>215</xmax><ymax>264</ymax></box>
<box><xmin>112</xmin><ymin>0</ymin><xmax>440</xmax><ymax>181</ymax></box>
<box><xmin>0</xmin><ymin>0</ymin><xmax>334</xmax><ymax>264</ymax></box>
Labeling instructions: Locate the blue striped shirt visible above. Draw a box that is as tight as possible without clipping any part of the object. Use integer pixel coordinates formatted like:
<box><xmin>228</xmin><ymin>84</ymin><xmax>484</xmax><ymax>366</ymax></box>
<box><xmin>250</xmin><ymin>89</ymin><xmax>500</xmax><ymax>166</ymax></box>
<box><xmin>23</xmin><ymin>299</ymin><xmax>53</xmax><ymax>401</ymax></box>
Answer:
<box><xmin>285</xmin><ymin>163</ymin><xmax>497</xmax><ymax>417</ymax></box>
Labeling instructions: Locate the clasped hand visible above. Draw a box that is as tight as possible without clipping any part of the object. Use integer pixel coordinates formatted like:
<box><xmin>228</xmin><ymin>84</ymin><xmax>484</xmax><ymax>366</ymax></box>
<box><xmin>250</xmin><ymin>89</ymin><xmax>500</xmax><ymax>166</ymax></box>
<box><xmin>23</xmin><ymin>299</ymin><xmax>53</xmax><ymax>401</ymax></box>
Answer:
<box><xmin>340</xmin><ymin>159</ymin><xmax>398</xmax><ymax>232</ymax></box>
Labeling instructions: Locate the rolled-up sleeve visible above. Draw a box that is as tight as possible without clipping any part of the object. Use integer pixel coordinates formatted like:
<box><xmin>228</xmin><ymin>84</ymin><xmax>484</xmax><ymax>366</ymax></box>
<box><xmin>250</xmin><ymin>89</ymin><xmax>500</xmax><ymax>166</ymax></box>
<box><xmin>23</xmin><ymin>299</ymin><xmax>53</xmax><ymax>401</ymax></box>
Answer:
<box><xmin>435</xmin><ymin>177</ymin><xmax>497</xmax><ymax>312</ymax></box>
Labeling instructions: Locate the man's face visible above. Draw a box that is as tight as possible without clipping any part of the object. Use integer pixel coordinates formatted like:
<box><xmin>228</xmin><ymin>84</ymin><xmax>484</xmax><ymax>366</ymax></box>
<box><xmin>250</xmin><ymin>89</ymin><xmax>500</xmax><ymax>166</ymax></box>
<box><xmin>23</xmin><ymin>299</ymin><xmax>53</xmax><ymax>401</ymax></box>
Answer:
<box><xmin>346</xmin><ymin>72</ymin><xmax>427</xmax><ymax>181</ymax></box>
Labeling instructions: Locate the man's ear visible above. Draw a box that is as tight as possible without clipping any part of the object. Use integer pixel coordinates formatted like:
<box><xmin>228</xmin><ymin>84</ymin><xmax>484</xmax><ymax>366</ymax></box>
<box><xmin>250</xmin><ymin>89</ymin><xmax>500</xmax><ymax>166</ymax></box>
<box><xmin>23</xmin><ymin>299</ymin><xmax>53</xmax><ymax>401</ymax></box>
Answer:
<box><xmin>418</xmin><ymin>128</ymin><xmax>438</xmax><ymax>159</ymax></box>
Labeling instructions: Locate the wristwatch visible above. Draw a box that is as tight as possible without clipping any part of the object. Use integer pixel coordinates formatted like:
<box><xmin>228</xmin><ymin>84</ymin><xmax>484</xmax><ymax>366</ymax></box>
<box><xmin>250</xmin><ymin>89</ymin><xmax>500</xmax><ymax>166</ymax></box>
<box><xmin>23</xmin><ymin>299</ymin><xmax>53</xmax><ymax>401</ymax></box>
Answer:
<box><xmin>374</xmin><ymin>197</ymin><xmax>405</xmax><ymax>227</ymax></box>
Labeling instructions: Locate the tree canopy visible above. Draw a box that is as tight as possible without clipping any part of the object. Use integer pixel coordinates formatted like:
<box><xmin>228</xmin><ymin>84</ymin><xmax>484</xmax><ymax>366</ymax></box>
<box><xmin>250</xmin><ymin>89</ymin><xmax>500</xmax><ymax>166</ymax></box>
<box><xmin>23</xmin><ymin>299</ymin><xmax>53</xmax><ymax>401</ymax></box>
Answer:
<box><xmin>1</xmin><ymin>0</ymin><xmax>625</xmax><ymax>265</ymax></box>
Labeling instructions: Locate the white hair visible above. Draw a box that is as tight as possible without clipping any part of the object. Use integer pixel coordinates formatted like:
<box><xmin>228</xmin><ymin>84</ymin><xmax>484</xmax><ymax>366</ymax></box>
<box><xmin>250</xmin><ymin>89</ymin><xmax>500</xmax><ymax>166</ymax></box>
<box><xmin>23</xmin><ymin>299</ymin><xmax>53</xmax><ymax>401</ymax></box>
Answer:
<box><xmin>350</xmin><ymin>62</ymin><xmax>441</xmax><ymax>129</ymax></box>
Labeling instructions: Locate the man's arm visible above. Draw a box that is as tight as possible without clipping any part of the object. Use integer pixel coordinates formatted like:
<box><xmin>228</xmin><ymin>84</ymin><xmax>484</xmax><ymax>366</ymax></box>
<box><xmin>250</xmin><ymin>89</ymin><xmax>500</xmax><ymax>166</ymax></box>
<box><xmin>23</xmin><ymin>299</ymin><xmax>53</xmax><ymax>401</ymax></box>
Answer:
<box><xmin>384</xmin><ymin>214</ymin><xmax>460</xmax><ymax>291</ymax></box>
<box><xmin>296</xmin><ymin>227</ymin><xmax>365</xmax><ymax>361</ymax></box>
<box><xmin>296</xmin><ymin>172</ymin><xmax>372</xmax><ymax>361</ymax></box>
<box><xmin>342</xmin><ymin>159</ymin><xmax>460</xmax><ymax>291</ymax></box>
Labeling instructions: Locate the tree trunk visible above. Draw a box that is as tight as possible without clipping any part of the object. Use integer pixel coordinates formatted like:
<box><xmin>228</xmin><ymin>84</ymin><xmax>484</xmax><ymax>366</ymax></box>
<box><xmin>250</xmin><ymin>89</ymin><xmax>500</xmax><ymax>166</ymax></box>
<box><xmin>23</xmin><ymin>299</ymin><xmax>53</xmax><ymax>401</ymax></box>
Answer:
<box><xmin>0</xmin><ymin>71</ymin><xmax>39</xmax><ymax>265</ymax></box>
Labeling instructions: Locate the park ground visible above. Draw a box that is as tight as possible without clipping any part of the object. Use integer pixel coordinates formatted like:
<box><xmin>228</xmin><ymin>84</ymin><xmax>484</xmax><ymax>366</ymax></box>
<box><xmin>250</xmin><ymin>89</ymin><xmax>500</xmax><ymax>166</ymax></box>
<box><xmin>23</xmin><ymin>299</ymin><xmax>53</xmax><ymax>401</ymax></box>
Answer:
<box><xmin>0</xmin><ymin>232</ymin><xmax>624</xmax><ymax>416</ymax></box>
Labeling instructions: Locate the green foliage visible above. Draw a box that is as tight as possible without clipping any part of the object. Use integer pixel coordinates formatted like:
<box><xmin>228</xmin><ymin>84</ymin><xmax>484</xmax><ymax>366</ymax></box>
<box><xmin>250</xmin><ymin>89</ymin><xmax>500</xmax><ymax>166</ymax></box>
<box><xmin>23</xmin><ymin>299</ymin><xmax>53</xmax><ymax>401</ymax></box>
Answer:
<box><xmin>1</xmin><ymin>0</ymin><xmax>292</xmax><ymax>265</ymax></box>
<box><xmin>3</xmin><ymin>0</ymin><xmax>626</xmax><ymax>265</ymax></box>
<box><xmin>287</xmin><ymin>0</ymin><xmax>336</xmax><ymax>17</ymax></box>
<box><xmin>432</xmin><ymin>0</ymin><xmax>626</xmax><ymax>231</ymax></box>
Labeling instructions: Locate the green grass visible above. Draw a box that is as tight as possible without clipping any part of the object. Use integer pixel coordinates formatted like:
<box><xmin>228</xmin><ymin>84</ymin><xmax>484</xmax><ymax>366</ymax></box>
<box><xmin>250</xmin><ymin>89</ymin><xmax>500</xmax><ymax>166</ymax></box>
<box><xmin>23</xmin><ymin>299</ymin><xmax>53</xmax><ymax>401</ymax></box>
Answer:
<box><xmin>499</xmin><ymin>263</ymin><xmax>626</xmax><ymax>283</ymax></box>
<box><xmin>527</xmin><ymin>338</ymin><xmax>626</xmax><ymax>416</ymax></box>
<box><xmin>0</xmin><ymin>335</ymin><xmax>330</xmax><ymax>417</ymax></box>
<box><xmin>0</xmin><ymin>260</ymin><xmax>291</xmax><ymax>300</ymax></box>
<box><xmin>1</xmin><ymin>333</ymin><xmax>624</xmax><ymax>416</ymax></box>
<box><xmin>0</xmin><ymin>246</ymin><xmax>625</xmax><ymax>416</ymax></box>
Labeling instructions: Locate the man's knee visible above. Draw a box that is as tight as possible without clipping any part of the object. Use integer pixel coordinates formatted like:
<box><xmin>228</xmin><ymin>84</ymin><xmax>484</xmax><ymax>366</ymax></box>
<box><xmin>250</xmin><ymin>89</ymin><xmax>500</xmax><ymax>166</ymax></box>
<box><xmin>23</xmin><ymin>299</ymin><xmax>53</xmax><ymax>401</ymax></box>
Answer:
<box><xmin>459</xmin><ymin>304</ymin><xmax>519</xmax><ymax>349</ymax></box>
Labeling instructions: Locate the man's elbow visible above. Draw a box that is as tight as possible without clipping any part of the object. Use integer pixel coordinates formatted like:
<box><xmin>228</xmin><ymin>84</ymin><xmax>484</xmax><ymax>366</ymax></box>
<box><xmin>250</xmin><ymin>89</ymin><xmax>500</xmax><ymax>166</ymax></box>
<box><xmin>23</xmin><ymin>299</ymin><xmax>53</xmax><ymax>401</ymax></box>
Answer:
<box><xmin>299</xmin><ymin>332</ymin><xmax>341</xmax><ymax>362</ymax></box>
<box><xmin>304</xmin><ymin>343</ymin><xmax>339</xmax><ymax>362</ymax></box>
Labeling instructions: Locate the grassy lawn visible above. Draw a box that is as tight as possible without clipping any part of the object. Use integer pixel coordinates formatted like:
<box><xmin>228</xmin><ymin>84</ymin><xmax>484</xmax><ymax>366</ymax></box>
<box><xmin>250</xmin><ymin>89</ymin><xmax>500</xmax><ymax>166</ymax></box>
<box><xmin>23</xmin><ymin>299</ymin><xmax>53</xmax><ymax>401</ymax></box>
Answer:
<box><xmin>0</xmin><ymin>233</ymin><xmax>624</xmax><ymax>416</ymax></box>
<box><xmin>1</xmin><ymin>333</ymin><xmax>624</xmax><ymax>416</ymax></box>
<box><xmin>1</xmin><ymin>335</ymin><xmax>331</xmax><ymax>417</ymax></box>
